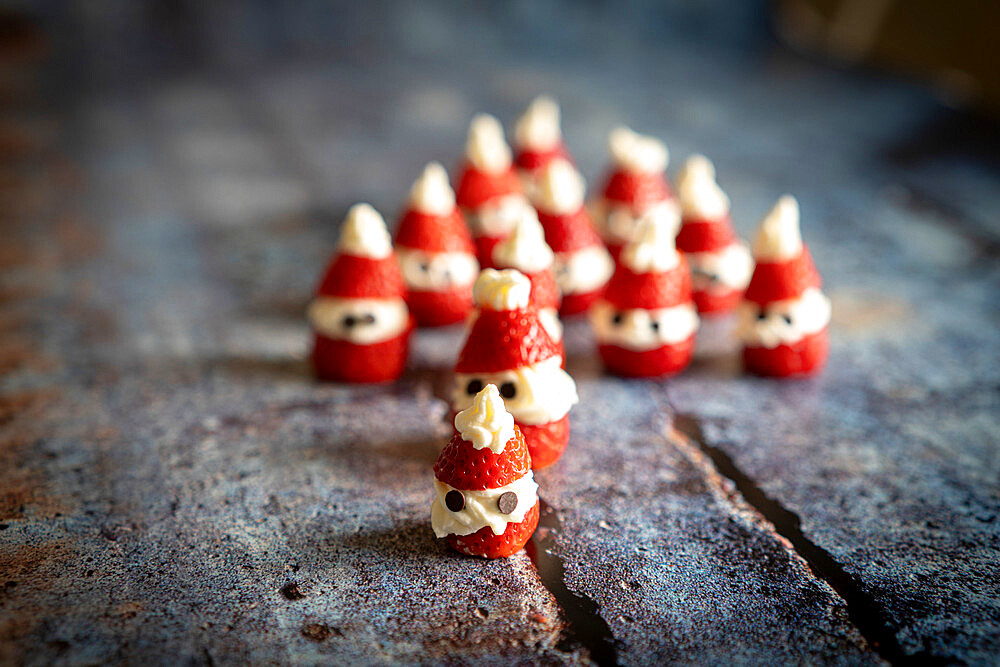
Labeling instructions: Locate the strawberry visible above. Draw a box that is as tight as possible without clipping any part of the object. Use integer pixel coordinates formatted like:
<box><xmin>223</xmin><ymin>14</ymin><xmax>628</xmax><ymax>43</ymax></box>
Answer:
<box><xmin>744</xmin><ymin>246</ymin><xmax>821</xmax><ymax>306</ymax></box>
<box><xmin>515</xmin><ymin>144</ymin><xmax>572</xmax><ymax>173</ymax></box>
<box><xmin>455</xmin><ymin>308</ymin><xmax>560</xmax><ymax>375</ymax></box>
<box><xmin>433</xmin><ymin>427</ymin><xmax>531</xmax><ymax>491</ymax></box>
<box><xmin>598</xmin><ymin>336</ymin><xmax>696</xmax><ymax>378</ymax></box>
<box><xmin>518</xmin><ymin>415</ymin><xmax>569</xmax><ymax>469</ymax></box>
<box><xmin>743</xmin><ymin>327</ymin><xmax>829</xmax><ymax>377</ymax></box>
<box><xmin>448</xmin><ymin>501</ymin><xmax>540</xmax><ymax>558</ymax></box>
<box><xmin>676</xmin><ymin>218</ymin><xmax>736</xmax><ymax>254</ymax></box>
<box><xmin>692</xmin><ymin>287</ymin><xmax>743</xmax><ymax>315</ymax></box>
<box><xmin>312</xmin><ymin>329</ymin><xmax>412</xmax><ymax>383</ymax></box>
<box><xmin>603</xmin><ymin>257</ymin><xmax>692</xmax><ymax>311</ymax></box>
<box><xmin>536</xmin><ymin>207</ymin><xmax>603</xmax><ymax>255</ymax></box>
<box><xmin>560</xmin><ymin>289</ymin><xmax>604</xmax><ymax>316</ymax></box>
<box><xmin>455</xmin><ymin>165</ymin><xmax>522</xmax><ymax>211</ymax></box>
<box><xmin>600</xmin><ymin>169</ymin><xmax>672</xmax><ymax>209</ymax></box>
<box><xmin>475</xmin><ymin>235</ymin><xmax>503</xmax><ymax>271</ymax></box>
<box><xmin>395</xmin><ymin>208</ymin><xmax>475</xmax><ymax>255</ymax></box>
<box><xmin>406</xmin><ymin>286</ymin><xmax>473</xmax><ymax>328</ymax></box>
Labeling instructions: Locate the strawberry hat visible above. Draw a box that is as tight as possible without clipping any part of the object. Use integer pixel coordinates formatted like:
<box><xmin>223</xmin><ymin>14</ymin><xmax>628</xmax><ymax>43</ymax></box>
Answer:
<box><xmin>675</xmin><ymin>154</ymin><xmax>738</xmax><ymax>253</ymax></box>
<box><xmin>317</xmin><ymin>203</ymin><xmax>407</xmax><ymax>300</ymax></box>
<box><xmin>744</xmin><ymin>195</ymin><xmax>821</xmax><ymax>307</ymax></box>
<box><xmin>532</xmin><ymin>158</ymin><xmax>603</xmax><ymax>253</ymax></box>
<box><xmin>603</xmin><ymin>208</ymin><xmax>692</xmax><ymax>311</ymax></box>
<box><xmin>456</xmin><ymin>114</ymin><xmax>522</xmax><ymax>210</ymax></box>
<box><xmin>599</xmin><ymin>126</ymin><xmax>673</xmax><ymax>209</ymax></box>
<box><xmin>513</xmin><ymin>96</ymin><xmax>573</xmax><ymax>173</ymax></box>
<box><xmin>396</xmin><ymin>162</ymin><xmax>475</xmax><ymax>255</ymax></box>
<box><xmin>492</xmin><ymin>207</ymin><xmax>560</xmax><ymax>312</ymax></box>
<box><xmin>455</xmin><ymin>269</ymin><xmax>560</xmax><ymax>374</ymax></box>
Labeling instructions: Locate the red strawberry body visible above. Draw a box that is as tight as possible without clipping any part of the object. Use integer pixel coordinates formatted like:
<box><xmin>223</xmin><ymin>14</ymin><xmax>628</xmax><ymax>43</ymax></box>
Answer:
<box><xmin>518</xmin><ymin>415</ymin><xmax>569</xmax><ymax>469</ymax></box>
<box><xmin>406</xmin><ymin>286</ymin><xmax>473</xmax><ymax>327</ymax></box>
<box><xmin>448</xmin><ymin>501</ymin><xmax>540</xmax><ymax>558</ymax></box>
<box><xmin>475</xmin><ymin>235</ymin><xmax>504</xmax><ymax>271</ymax></box>
<box><xmin>692</xmin><ymin>287</ymin><xmax>744</xmax><ymax>315</ymax></box>
<box><xmin>515</xmin><ymin>144</ymin><xmax>572</xmax><ymax>173</ymax></box>
<box><xmin>598</xmin><ymin>335</ymin><xmax>696</xmax><ymax>378</ymax></box>
<box><xmin>560</xmin><ymin>288</ymin><xmax>604</xmax><ymax>316</ymax></box>
<box><xmin>312</xmin><ymin>328</ymin><xmax>412</xmax><ymax>383</ymax></box>
<box><xmin>743</xmin><ymin>327</ymin><xmax>828</xmax><ymax>377</ymax></box>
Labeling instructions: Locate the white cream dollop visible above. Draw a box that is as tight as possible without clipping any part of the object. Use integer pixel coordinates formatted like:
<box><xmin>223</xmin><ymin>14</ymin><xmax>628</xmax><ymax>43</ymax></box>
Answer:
<box><xmin>590</xmin><ymin>300</ymin><xmax>699</xmax><ymax>351</ymax></box>
<box><xmin>753</xmin><ymin>195</ymin><xmax>803</xmax><ymax>262</ymax></box>
<box><xmin>307</xmin><ymin>296</ymin><xmax>409</xmax><ymax>344</ymax></box>
<box><xmin>620</xmin><ymin>207</ymin><xmax>682</xmax><ymax>273</ymax></box>
<box><xmin>554</xmin><ymin>245</ymin><xmax>614</xmax><ymax>295</ymax></box>
<box><xmin>532</xmin><ymin>158</ymin><xmax>585</xmax><ymax>216</ymax></box>
<box><xmin>515</xmin><ymin>95</ymin><xmax>562</xmax><ymax>152</ymax></box>
<box><xmin>677</xmin><ymin>154</ymin><xmax>730</xmax><ymax>221</ymax></box>
<box><xmin>338</xmin><ymin>203</ymin><xmax>392</xmax><ymax>259</ymax></box>
<box><xmin>454</xmin><ymin>383</ymin><xmax>517</xmax><ymax>455</ymax></box>
<box><xmin>452</xmin><ymin>356</ymin><xmax>578</xmax><ymax>426</ymax></box>
<box><xmin>492</xmin><ymin>207</ymin><xmax>554</xmax><ymax>274</ymax></box>
<box><xmin>738</xmin><ymin>287</ymin><xmax>831</xmax><ymax>348</ymax></box>
<box><xmin>466</xmin><ymin>113</ymin><xmax>512</xmax><ymax>174</ymax></box>
<box><xmin>431</xmin><ymin>472</ymin><xmax>538</xmax><ymax>538</ymax></box>
<box><xmin>608</xmin><ymin>126</ymin><xmax>668</xmax><ymax>174</ymax></box>
<box><xmin>473</xmin><ymin>268</ymin><xmax>531</xmax><ymax>311</ymax></box>
<box><xmin>408</xmin><ymin>162</ymin><xmax>455</xmax><ymax>216</ymax></box>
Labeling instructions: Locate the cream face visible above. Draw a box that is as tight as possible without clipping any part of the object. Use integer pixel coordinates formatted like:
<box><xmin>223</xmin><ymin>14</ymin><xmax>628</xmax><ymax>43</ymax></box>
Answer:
<box><xmin>590</xmin><ymin>300</ymin><xmax>699</xmax><ymax>352</ymax></box>
<box><xmin>553</xmin><ymin>245</ymin><xmax>613</xmax><ymax>295</ymax></box>
<box><xmin>396</xmin><ymin>248</ymin><xmax>478</xmax><ymax>292</ymax></box>
<box><xmin>467</xmin><ymin>194</ymin><xmax>532</xmax><ymax>238</ymax></box>
<box><xmin>594</xmin><ymin>199</ymin><xmax>679</xmax><ymax>247</ymax></box>
<box><xmin>737</xmin><ymin>287</ymin><xmax>831</xmax><ymax>348</ymax></box>
<box><xmin>431</xmin><ymin>472</ymin><xmax>538</xmax><ymax>538</ymax></box>
<box><xmin>452</xmin><ymin>355</ymin><xmax>578</xmax><ymax>426</ymax></box>
<box><xmin>686</xmin><ymin>241</ymin><xmax>753</xmax><ymax>292</ymax></box>
<box><xmin>308</xmin><ymin>296</ymin><xmax>409</xmax><ymax>344</ymax></box>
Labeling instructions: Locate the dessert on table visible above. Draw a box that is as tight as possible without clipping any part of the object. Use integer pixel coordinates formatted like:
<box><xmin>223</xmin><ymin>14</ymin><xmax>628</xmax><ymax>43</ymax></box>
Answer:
<box><xmin>590</xmin><ymin>206</ymin><xmax>699</xmax><ymax>378</ymax></box>
<box><xmin>452</xmin><ymin>268</ymin><xmax>578</xmax><ymax>469</ymax></box>
<box><xmin>513</xmin><ymin>95</ymin><xmax>573</xmax><ymax>183</ymax></box>
<box><xmin>591</xmin><ymin>125</ymin><xmax>679</xmax><ymax>262</ymax></box>
<box><xmin>675</xmin><ymin>154</ymin><xmax>753</xmax><ymax>315</ymax></box>
<box><xmin>432</xmin><ymin>383</ymin><xmax>540</xmax><ymax>558</ymax></box>
<box><xmin>738</xmin><ymin>195</ymin><xmax>831</xmax><ymax>377</ymax></box>
<box><xmin>531</xmin><ymin>158</ymin><xmax>614</xmax><ymax>316</ymax></box>
<box><xmin>308</xmin><ymin>204</ymin><xmax>414</xmax><ymax>383</ymax></box>
<box><xmin>455</xmin><ymin>114</ymin><xmax>531</xmax><ymax>270</ymax></box>
<box><xmin>395</xmin><ymin>162</ymin><xmax>479</xmax><ymax>327</ymax></box>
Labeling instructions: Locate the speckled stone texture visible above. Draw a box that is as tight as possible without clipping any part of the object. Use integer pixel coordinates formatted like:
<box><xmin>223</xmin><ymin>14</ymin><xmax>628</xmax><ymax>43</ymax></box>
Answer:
<box><xmin>1</xmin><ymin>1</ymin><xmax>998</xmax><ymax>665</ymax></box>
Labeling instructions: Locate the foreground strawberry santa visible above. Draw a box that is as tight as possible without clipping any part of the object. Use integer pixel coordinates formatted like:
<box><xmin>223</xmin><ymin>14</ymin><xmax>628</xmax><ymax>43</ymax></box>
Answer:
<box><xmin>308</xmin><ymin>204</ymin><xmax>414</xmax><ymax>383</ymax></box>
<box><xmin>491</xmin><ymin>206</ymin><xmax>564</xmax><ymax>350</ymax></box>
<box><xmin>675</xmin><ymin>155</ymin><xmax>753</xmax><ymax>315</ymax></box>
<box><xmin>590</xmin><ymin>208</ymin><xmax>699</xmax><ymax>377</ymax></box>
<box><xmin>738</xmin><ymin>195</ymin><xmax>831</xmax><ymax>377</ymax></box>
<box><xmin>592</xmin><ymin>126</ymin><xmax>678</xmax><ymax>262</ymax></box>
<box><xmin>532</xmin><ymin>159</ymin><xmax>613</xmax><ymax>316</ymax></box>
<box><xmin>452</xmin><ymin>269</ymin><xmax>578</xmax><ymax>469</ymax></box>
<box><xmin>455</xmin><ymin>114</ymin><xmax>531</xmax><ymax>269</ymax></box>
<box><xmin>395</xmin><ymin>162</ymin><xmax>479</xmax><ymax>327</ymax></box>
<box><xmin>513</xmin><ymin>96</ymin><xmax>573</xmax><ymax>181</ymax></box>
<box><xmin>432</xmin><ymin>384</ymin><xmax>540</xmax><ymax>558</ymax></box>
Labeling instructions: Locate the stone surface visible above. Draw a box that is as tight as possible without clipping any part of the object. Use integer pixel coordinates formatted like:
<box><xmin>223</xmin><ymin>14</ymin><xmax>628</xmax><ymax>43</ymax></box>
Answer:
<box><xmin>2</xmin><ymin>1</ymin><xmax>999</xmax><ymax>665</ymax></box>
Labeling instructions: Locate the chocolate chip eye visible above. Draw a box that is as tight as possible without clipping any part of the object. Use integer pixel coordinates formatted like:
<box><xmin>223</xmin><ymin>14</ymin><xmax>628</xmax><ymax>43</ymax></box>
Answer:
<box><xmin>420</xmin><ymin>263</ymin><xmax>429</xmax><ymax>272</ymax></box>
<box><xmin>342</xmin><ymin>315</ymin><xmax>357</xmax><ymax>328</ymax></box>
<box><xmin>757</xmin><ymin>311</ymin><xmax>768</xmax><ymax>321</ymax></box>
<box><xmin>497</xmin><ymin>492</ymin><xmax>517</xmax><ymax>515</ymax></box>
<box><xmin>362</xmin><ymin>313</ymin><xmax>375</xmax><ymax>324</ymax></box>
<box><xmin>445</xmin><ymin>490</ymin><xmax>465</xmax><ymax>512</ymax></box>
<box><xmin>466</xmin><ymin>379</ymin><xmax>483</xmax><ymax>396</ymax></box>
<box><xmin>782</xmin><ymin>314</ymin><xmax>793</xmax><ymax>325</ymax></box>
<box><xmin>651</xmin><ymin>321</ymin><xmax>660</xmax><ymax>332</ymax></box>
<box><xmin>499</xmin><ymin>382</ymin><xmax>516</xmax><ymax>399</ymax></box>
<box><xmin>612</xmin><ymin>312</ymin><xmax>623</xmax><ymax>325</ymax></box>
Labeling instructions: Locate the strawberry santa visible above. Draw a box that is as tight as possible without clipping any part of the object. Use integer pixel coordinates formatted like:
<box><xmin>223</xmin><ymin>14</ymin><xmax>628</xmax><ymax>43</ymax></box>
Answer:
<box><xmin>675</xmin><ymin>155</ymin><xmax>753</xmax><ymax>315</ymax></box>
<box><xmin>432</xmin><ymin>383</ymin><xmax>540</xmax><ymax>558</ymax></box>
<box><xmin>308</xmin><ymin>204</ymin><xmax>414</xmax><ymax>383</ymax></box>
<box><xmin>491</xmin><ymin>206</ymin><xmax>564</xmax><ymax>350</ymax></box>
<box><xmin>395</xmin><ymin>162</ymin><xmax>479</xmax><ymax>327</ymax></box>
<box><xmin>591</xmin><ymin>126</ymin><xmax>679</xmax><ymax>262</ymax></box>
<box><xmin>738</xmin><ymin>195</ymin><xmax>831</xmax><ymax>377</ymax></box>
<box><xmin>531</xmin><ymin>158</ymin><xmax>614</xmax><ymax>316</ymax></box>
<box><xmin>452</xmin><ymin>269</ymin><xmax>578</xmax><ymax>469</ymax></box>
<box><xmin>513</xmin><ymin>96</ymin><xmax>573</xmax><ymax>180</ymax></box>
<box><xmin>455</xmin><ymin>114</ymin><xmax>531</xmax><ymax>270</ymax></box>
<box><xmin>590</xmin><ymin>207</ymin><xmax>699</xmax><ymax>377</ymax></box>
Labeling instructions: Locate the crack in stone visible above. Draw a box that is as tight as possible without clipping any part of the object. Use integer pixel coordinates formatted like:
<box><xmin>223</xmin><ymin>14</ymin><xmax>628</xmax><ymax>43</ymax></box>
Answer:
<box><xmin>527</xmin><ymin>498</ymin><xmax>620</xmax><ymax>666</ymax></box>
<box><xmin>669</xmin><ymin>410</ymin><xmax>945</xmax><ymax>666</ymax></box>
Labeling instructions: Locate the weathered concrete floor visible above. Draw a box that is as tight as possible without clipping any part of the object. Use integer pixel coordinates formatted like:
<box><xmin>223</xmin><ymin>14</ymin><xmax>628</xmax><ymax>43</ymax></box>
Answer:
<box><xmin>2</xmin><ymin>1</ymin><xmax>999</xmax><ymax>664</ymax></box>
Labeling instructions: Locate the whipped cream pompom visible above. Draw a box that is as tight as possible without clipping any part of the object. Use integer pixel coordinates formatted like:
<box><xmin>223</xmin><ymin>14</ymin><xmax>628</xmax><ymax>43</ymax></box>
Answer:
<box><xmin>473</xmin><ymin>268</ymin><xmax>531</xmax><ymax>311</ymax></box>
<box><xmin>532</xmin><ymin>158</ymin><xmax>585</xmax><ymax>215</ymax></box>
<box><xmin>493</xmin><ymin>207</ymin><xmax>554</xmax><ymax>273</ymax></box>
<box><xmin>454</xmin><ymin>383</ymin><xmax>517</xmax><ymax>454</ymax></box>
<box><xmin>408</xmin><ymin>162</ymin><xmax>456</xmax><ymax>216</ymax></box>
<box><xmin>753</xmin><ymin>195</ymin><xmax>802</xmax><ymax>261</ymax></box>
<box><xmin>677</xmin><ymin>154</ymin><xmax>730</xmax><ymax>220</ymax></box>
<box><xmin>608</xmin><ymin>126</ymin><xmax>668</xmax><ymax>174</ymax></box>
<box><xmin>466</xmin><ymin>113</ymin><xmax>513</xmax><ymax>174</ymax></box>
<box><xmin>339</xmin><ymin>203</ymin><xmax>392</xmax><ymax>259</ymax></box>
<box><xmin>515</xmin><ymin>96</ymin><xmax>562</xmax><ymax>152</ymax></box>
<box><xmin>621</xmin><ymin>205</ymin><xmax>681</xmax><ymax>273</ymax></box>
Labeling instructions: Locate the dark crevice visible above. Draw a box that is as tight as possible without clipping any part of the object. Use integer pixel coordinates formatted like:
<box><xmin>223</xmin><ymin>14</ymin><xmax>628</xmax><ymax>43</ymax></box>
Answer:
<box><xmin>673</xmin><ymin>413</ymin><xmax>947</xmax><ymax>667</ymax></box>
<box><xmin>527</xmin><ymin>498</ymin><xmax>620</xmax><ymax>666</ymax></box>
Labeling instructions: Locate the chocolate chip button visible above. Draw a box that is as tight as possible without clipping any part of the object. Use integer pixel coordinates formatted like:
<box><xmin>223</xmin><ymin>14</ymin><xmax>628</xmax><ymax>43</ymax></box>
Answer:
<box><xmin>612</xmin><ymin>312</ymin><xmax>623</xmax><ymax>325</ymax></box>
<box><xmin>757</xmin><ymin>311</ymin><xmax>767</xmax><ymax>321</ymax></box>
<box><xmin>650</xmin><ymin>321</ymin><xmax>660</xmax><ymax>332</ymax></box>
<box><xmin>362</xmin><ymin>313</ymin><xmax>375</xmax><ymax>324</ymax></box>
<box><xmin>499</xmin><ymin>382</ymin><xmax>516</xmax><ymax>399</ymax></box>
<box><xmin>343</xmin><ymin>315</ymin><xmax>357</xmax><ymax>328</ymax></box>
<box><xmin>445</xmin><ymin>490</ymin><xmax>465</xmax><ymax>512</ymax></box>
<box><xmin>466</xmin><ymin>379</ymin><xmax>483</xmax><ymax>396</ymax></box>
<box><xmin>782</xmin><ymin>314</ymin><xmax>793</xmax><ymax>325</ymax></box>
<box><xmin>497</xmin><ymin>492</ymin><xmax>517</xmax><ymax>515</ymax></box>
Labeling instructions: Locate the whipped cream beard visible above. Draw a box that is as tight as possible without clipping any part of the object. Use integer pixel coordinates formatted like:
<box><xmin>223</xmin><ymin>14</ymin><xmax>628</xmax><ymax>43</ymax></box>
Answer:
<box><xmin>467</xmin><ymin>194</ymin><xmax>532</xmax><ymax>238</ymax></box>
<box><xmin>397</xmin><ymin>247</ymin><xmax>479</xmax><ymax>292</ymax></box>
<box><xmin>452</xmin><ymin>356</ymin><xmax>578</xmax><ymax>425</ymax></box>
<box><xmin>738</xmin><ymin>287</ymin><xmax>831</xmax><ymax>348</ymax></box>
<box><xmin>686</xmin><ymin>242</ymin><xmax>753</xmax><ymax>293</ymax></box>
<box><xmin>537</xmin><ymin>306</ymin><xmax>562</xmax><ymax>343</ymax></box>
<box><xmin>554</xmin><ymin>246</ymin><xmax>613</xmax><ymax>295</ymax></box>
<box><xmin>594</xmin><ymin>199</ymin><xmax>678</xmax><ymax>247</ymax></box>
<box><xmin>308</xmin><ymin>296</ymin><xmax>409</xmax><ymax>344</ymax></box>
<box><xmin>590</xmin><ymin>300</ymin><xmax>699</xmax><ymax>351</ymax></box>
<box><xmin>431</xmin><ymin>473</ymin><xmax>538</xmax><ymax>538</ymax></box>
